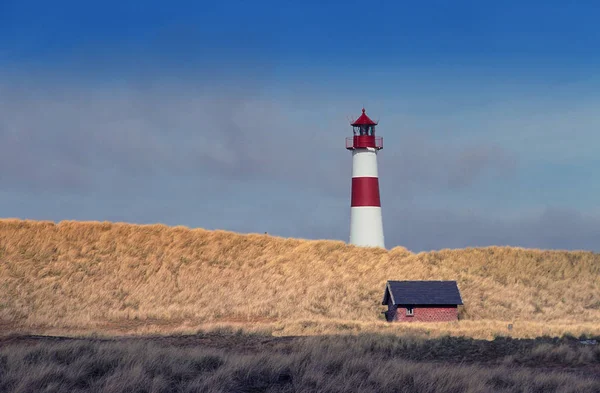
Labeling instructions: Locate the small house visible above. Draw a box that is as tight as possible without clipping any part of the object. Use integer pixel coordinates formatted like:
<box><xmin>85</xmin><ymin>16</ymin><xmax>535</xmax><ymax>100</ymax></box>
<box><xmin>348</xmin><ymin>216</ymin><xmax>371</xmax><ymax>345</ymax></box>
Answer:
<box><xmin>382</xmin><ymin>280</ymin><xmax>463</xmax><ymax>322</ymax></box>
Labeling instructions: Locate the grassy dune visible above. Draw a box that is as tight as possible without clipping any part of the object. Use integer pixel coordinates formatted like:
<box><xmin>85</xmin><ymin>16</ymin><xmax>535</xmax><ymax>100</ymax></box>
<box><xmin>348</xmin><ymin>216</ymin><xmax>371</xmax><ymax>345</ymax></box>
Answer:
<box><xmin>0</xmin><ymin>218</ymin><xmax>599</xmax><ymax>338</ymax></box>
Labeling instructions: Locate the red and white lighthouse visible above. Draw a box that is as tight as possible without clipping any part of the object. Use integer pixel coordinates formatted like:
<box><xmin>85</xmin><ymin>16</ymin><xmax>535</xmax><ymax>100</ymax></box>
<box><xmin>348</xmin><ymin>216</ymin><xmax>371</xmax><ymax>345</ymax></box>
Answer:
<box><xmin>346</xmin><ymin>108</ymin><xmax>385</xmax><ymax>248</ymax></box>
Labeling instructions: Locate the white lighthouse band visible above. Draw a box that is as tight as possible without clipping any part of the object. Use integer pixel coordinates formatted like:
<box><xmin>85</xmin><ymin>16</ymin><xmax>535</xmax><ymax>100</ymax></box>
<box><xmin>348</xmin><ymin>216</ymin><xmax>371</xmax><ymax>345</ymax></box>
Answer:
<box><xmin>352</xmin><ymin>148</ymin><xmax>379</xmax><ymax>178</ymax></box>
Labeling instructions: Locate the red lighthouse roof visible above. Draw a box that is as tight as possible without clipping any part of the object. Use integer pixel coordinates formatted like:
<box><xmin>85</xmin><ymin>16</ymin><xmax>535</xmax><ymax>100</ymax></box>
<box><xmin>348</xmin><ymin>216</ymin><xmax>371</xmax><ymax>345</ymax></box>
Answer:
<box><xmin>351</xmin><ymin>108</ymin><xmax>378</xmax><ymax>126</ymax></box>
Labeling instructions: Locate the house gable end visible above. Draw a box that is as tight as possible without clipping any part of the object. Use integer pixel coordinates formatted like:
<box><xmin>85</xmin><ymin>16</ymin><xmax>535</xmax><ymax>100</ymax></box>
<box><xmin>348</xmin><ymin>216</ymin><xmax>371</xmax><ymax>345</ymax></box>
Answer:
<box><xmin>382</xmin><ymin>285</ymin><xmax>394</xmax><ymax>305</ymax></box>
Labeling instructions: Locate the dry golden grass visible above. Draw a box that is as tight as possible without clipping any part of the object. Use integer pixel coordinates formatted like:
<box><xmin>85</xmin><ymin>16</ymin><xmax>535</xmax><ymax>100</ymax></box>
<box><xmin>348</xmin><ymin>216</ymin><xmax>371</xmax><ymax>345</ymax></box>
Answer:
<box><xmin>0</xmin><ymin>218</ymin><xmax>599</xmax><ymax>339</ymax></box>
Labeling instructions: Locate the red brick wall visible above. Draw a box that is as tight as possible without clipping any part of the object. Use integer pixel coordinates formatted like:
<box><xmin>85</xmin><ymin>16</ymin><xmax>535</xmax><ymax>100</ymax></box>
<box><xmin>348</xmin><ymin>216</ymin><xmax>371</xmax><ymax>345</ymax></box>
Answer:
<box><xmin>386</xmin><ymin>303</ymin><xmax>458</xmax><ymax>322</ymax></box>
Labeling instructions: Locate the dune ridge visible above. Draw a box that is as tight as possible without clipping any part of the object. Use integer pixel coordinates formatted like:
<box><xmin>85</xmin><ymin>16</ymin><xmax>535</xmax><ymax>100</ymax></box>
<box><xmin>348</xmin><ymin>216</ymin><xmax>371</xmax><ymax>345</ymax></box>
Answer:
<box><xmin>1</xmin><ymin>218</ymin><xmax>599</xmax><ymax>338</ymax></box>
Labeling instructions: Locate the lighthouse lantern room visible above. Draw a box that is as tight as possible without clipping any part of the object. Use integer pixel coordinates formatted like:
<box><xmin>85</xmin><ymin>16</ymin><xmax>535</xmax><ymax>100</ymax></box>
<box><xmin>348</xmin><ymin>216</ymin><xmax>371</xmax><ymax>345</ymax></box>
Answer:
<box><xmin>346</xmin><ymin>108</ymin><xmax>385</xmax><ymax>248</ymax></box>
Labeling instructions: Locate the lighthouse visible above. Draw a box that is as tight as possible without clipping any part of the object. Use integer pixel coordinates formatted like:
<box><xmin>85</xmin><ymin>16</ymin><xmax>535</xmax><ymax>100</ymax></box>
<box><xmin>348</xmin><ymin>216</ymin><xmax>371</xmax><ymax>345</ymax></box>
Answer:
<box><xmin>346</xmin><ymin>108</ymin><xmax>385</xmax><ymax>248</ymax></box>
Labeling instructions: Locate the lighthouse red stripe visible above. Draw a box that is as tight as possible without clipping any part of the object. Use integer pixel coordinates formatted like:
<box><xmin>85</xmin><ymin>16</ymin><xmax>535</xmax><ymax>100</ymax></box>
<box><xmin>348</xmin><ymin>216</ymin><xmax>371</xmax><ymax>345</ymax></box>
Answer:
<box><xmin>351</xmin><ymin>177</ymin><xmax>381</xmax><ymax>207</ymax></box>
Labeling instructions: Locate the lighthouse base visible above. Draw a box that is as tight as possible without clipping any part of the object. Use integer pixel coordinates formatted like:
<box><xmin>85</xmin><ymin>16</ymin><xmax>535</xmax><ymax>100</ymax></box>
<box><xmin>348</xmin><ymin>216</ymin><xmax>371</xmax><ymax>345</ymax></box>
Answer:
<box><xmin>349</xmin><ymin>206</ymin><xmax>385</xmax><ymax>248</ymax></box>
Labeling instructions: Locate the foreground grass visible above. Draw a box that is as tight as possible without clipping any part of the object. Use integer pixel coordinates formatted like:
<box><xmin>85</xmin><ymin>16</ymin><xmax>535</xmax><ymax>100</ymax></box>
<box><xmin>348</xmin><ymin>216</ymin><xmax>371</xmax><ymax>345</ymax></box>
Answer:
<box><xmin>1</xmin><ymin>219</ymin><xmax>599</xmax><ymax>338</ymax></box>
<box><xmin>1</xmin><ymin>331</ymin><xmax>599</xmax><ymax>393</ymax></box>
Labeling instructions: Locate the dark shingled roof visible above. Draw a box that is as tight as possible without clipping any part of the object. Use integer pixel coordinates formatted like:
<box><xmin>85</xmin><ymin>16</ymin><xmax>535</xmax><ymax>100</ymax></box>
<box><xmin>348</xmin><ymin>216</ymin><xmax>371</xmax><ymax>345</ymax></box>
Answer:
<box><xmin>382</xmin><ymin>281</ymin><xmax>463</xmax><ymax>306</ymax></box>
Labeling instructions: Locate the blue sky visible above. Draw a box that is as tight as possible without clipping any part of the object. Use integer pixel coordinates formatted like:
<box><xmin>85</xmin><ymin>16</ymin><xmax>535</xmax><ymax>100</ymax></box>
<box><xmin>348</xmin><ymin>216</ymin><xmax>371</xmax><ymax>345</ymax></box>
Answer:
<box><xmin>1</xmin><ymin>0</ymin><xmax>600</xmax><ymax>251</ymax></box>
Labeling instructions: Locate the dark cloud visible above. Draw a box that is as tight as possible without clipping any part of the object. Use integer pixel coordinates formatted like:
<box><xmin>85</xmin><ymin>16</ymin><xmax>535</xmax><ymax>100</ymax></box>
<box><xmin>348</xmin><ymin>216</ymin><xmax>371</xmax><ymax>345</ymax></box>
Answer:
<box><xmin>381</xmin><ymin>134</ymin><xmax>517</xmax><ymax>196</ymax></box>
<box><xmin>0</xmin><ymin>76</ymin><xmax>516</xmax><ymax>201</ymax></box>
<box><xmin>3</xmin><ymin>75</ymin><xmax>596</xmax><ymax>253</ymax></box>
<box><xmin>384</xmin><ymin>206</ymin><xmax>600</xmax><ymax>252</ymax></box>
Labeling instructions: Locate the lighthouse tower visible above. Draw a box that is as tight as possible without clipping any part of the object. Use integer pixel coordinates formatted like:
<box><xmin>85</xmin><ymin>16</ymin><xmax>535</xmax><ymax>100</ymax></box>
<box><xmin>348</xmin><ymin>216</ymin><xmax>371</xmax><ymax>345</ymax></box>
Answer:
<box><xmin>346</xmin><ymin>108</ymin><xmax>385</xmax><ymax>248</ymax></box>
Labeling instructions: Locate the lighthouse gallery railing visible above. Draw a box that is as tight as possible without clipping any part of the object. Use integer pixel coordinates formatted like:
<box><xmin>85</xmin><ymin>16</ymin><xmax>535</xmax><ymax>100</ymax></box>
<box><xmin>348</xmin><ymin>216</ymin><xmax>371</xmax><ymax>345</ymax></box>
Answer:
<box><xmin>346</xmin><ymin>136</ymin><xmax>383</xmax><ymax>150</ymax></box>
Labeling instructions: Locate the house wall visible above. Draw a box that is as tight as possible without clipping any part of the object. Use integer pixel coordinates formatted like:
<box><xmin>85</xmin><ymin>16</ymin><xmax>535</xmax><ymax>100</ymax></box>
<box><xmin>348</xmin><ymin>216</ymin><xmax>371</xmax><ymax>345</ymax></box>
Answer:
<box><xmin>387</xmin><ymin>303</ymin><xmax>458</xmax><ymax>322</ymax></box>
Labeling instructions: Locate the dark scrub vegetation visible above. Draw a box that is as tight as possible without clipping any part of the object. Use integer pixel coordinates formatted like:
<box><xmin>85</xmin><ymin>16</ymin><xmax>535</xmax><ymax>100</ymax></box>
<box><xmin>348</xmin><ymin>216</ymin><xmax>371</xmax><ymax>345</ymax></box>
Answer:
<box><xmin>1</xmin><ymin>331</ymin><xmax>599</xmax><ymax>393</ymax></box>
